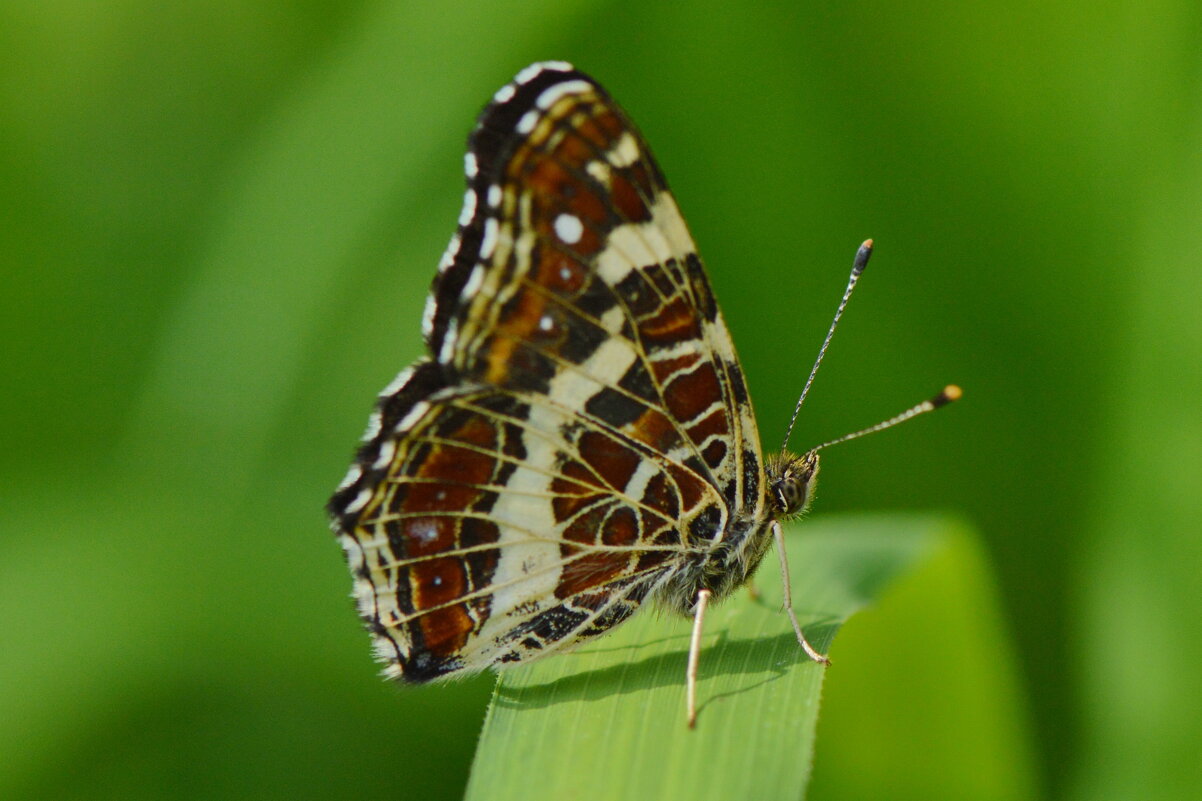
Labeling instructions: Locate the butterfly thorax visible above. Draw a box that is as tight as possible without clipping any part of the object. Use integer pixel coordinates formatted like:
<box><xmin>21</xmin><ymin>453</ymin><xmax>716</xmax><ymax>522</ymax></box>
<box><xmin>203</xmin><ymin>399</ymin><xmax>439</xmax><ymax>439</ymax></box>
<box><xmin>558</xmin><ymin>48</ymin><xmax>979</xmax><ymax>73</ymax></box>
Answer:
<box><xmin>651</xmin><ymin>450</ymin><xmax>819</xmax><ymax>614</ymax></box>
<box><xmin>649</xmin><ymin>509</ymin><xmax>765</xmax><ymax>614</ymax></box>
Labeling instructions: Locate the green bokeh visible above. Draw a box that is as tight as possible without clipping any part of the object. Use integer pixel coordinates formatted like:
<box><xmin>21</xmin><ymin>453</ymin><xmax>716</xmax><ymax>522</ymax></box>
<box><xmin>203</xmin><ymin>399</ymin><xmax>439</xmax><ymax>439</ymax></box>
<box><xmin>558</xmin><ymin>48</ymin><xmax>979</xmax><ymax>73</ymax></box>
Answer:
<box><xmin>2</xmin><ymin>1</ymin><xmax>1198</xmax><ymax>798</ymax></box>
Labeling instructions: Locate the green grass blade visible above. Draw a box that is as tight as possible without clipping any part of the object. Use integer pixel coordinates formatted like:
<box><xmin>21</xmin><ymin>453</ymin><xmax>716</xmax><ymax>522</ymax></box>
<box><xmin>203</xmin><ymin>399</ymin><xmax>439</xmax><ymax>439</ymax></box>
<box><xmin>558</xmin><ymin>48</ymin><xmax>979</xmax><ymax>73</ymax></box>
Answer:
<box><xmin>810</xmin><ymin>519</ymin><xmax>1040</xmax><ymax>800</ymax></box>
<box><xmin>466</xmin><ymin>514</ymin><xmax>952</xmax><ymax>801</ymax></box>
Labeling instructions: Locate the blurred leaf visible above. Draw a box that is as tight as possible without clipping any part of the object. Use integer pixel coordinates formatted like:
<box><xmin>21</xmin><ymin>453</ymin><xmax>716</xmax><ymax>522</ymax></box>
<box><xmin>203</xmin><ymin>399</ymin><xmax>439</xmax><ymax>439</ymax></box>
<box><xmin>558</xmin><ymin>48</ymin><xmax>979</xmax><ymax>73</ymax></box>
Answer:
<box><xmin>115</xmin><ymin>0</ymin><xmax>601</xmax><ymax>501</ymax></box>
<box><xmin>1072</xmin><ymin>111</ymin><xmax>1202</xmax><ymax>801</ymax></box>
<box><xmin>810</xmin><ymin>519</ymin><xmax>1040</xmax><ymax>801</ymax></box>
<box><xmin>466</xmin><ymin>515</ymin><xmax>960</xmax><ymax>801</ymax></box>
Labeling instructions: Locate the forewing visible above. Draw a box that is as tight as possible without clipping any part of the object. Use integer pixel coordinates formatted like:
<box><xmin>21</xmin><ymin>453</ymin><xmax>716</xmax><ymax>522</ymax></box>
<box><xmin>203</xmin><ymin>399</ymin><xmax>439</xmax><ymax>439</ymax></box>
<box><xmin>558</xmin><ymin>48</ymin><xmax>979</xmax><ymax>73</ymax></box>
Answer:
<box><xmin>426</xmin><ymin>62</ymin><xmax>766</xmax><ymax>532</ymax></box>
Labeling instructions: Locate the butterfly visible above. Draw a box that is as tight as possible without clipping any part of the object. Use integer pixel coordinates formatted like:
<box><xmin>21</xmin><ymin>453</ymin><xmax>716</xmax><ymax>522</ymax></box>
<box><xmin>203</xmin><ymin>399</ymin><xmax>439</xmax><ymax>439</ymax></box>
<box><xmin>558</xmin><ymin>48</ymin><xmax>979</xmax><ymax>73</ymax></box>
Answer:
<box><xmin>327</xmin><ymin>61</ymin><xmax>958</xmax><ymax>726</ymax></box>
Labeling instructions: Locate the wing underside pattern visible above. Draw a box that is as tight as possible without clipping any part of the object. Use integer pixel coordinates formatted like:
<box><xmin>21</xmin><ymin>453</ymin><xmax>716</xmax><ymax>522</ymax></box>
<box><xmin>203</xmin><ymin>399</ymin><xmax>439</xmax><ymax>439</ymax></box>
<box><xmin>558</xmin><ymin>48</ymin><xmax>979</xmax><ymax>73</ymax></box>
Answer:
<box><xmin>329</xmin><ymin>62</ymin><xmax>767</xmax><ymax>679</ymax></box>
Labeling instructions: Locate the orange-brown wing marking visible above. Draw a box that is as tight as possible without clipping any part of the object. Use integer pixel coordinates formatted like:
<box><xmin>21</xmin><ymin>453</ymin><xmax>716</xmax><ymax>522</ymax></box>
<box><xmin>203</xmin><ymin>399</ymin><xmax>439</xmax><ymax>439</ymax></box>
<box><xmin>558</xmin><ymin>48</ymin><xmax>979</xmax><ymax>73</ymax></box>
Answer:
<box><xmin>335</xmin><ymin>373</ymin><xmax>688</xmax><ymax>680</ymax></box>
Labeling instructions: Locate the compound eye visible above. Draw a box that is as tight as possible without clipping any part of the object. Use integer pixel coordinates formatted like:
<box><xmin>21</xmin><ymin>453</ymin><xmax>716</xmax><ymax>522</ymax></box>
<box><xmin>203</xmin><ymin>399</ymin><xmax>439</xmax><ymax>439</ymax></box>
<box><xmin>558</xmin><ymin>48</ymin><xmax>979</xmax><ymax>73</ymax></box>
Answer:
<box><xmin>781</xmin><ymin>479</ymin><xmax>801</xmax><ymax>510</ymax></box>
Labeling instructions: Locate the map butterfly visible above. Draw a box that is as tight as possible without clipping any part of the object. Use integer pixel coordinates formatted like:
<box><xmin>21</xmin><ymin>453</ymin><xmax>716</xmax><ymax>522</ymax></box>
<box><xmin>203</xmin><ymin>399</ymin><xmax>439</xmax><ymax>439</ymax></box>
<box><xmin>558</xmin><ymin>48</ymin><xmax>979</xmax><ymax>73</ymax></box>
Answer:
<box><xmin>328</xmin><ymin>61</ymin><xmax>959</xmax><ymax>726</ymax></box>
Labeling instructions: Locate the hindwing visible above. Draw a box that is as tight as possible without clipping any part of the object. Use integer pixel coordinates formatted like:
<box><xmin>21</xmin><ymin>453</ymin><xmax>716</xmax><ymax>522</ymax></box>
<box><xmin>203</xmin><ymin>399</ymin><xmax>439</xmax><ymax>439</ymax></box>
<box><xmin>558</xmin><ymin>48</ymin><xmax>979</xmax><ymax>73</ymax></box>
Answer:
<box><xmin>331</xmin><ymin>359</ymin><xmax>712</xmax><ymax>678</ymax></box>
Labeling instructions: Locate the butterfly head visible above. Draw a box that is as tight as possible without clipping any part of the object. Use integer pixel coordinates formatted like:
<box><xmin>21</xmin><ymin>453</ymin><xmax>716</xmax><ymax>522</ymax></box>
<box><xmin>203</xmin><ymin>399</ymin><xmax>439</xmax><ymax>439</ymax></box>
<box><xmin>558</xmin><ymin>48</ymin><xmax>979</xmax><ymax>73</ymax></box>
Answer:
<box><xmin>766</xmin><ymin>451</ymin><xmax>820</xmax><ymax>519</ymax></box>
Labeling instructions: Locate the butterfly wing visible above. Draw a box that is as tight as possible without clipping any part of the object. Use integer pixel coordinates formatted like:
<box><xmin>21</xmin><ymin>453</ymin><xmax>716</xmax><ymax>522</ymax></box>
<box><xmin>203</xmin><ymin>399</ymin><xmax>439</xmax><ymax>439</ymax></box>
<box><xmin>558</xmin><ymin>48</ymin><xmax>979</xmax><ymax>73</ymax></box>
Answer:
<box><xmin>329</xmin><ymin>63</ymin><xmax>767</xmax><ymax>680</ymax></box>
<box><xmin>434</xmin><ymin>62</ymin><xmax>767</xmax><ymax>530</ymax></box>
<box><xmin>330</xmin><ymin>359</ymin><xmax>700</xmax><ymax>678</ymax></box>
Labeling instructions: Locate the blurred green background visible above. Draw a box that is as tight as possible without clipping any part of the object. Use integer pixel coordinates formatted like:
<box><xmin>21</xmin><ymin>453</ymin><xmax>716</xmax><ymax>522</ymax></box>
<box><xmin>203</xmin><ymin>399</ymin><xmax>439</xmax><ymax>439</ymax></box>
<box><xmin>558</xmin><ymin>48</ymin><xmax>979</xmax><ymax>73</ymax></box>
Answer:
<box><xmin>3</xmin><ymin>1</ymin><xmax>1199</xmax><ymax>799</ymax></box>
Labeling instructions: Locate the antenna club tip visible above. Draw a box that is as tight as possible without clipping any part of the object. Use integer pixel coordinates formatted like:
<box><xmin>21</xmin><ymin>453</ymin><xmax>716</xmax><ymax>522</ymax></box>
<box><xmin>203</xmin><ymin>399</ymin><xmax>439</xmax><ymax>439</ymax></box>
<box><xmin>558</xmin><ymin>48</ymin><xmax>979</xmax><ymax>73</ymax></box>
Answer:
<box><xmin>934</xmin><ymin>384</ymin><xmax>963</xmax><ymax>407</ymax></box>
<box><xmin>852</xmin><ymin>239</ymin><xmax>874</xmax><ymax>275</ymax></box>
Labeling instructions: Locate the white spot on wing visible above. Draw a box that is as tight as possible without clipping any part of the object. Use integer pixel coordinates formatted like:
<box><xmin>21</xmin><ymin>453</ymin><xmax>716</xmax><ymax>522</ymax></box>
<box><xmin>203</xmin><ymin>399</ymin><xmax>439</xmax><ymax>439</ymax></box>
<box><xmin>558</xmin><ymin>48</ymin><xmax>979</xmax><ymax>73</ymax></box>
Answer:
<box><xmin>439</xmin><ymin>232</ymin><xmax>461</xmax><ymax>272</ymax></box>
<box><xmin>517</xmin><ymin>110</ymin><xmax>539</xmax><ymax>135</ymax></box>
<box><xmin>395</xmin><ymin>401</ymin><xmax>430</xmax><ymax>434</ymax></box>
<box><xmin>481</xmin><ymin>217</ymin><xmax>499</xmax><ymax>258</ymax></box>
<box><xmin>380</xmin><ymin>364</ymin><xmax>417</xmax><ymax>397</ymax></box>
<box><xmin>494</xmin><ymin>83</ymin><xmax>516</xmax><ymax>103</ymax></box>
<box><xmin>372</xmin><ymin>438</ymin><xmax>397</xmax><ymax>470</ymax></box>
<box><xmin>536</xmin><ymin>79</ymin><xmax>592</xmax><ymax>109</ymax></box>
<box><xmin>610</xmin><ymin>132</ymin><xmax>640</xmax><ymax>168</ymax></box>
<box><xmin>554</xmin><ymin>213</ymin><xmax>584</xmax><ymax>244</ymax></box>
<box><xmin>464</xmin><ymin>151</ymin><xmax>478</xmax><ymax>177</ymax></box>
<box><xmin>421</xmin><ymin>294</ymin><xmax>437</xmax><ymax>338</ymax></box>
<box><xmin>338</xmin><ymin>534</ymin><xmax>364</xmax><ymax>568</ymax></box>
<box><xmin>458</xmin><ymin>189</ymin><xmax>477</xmax><ymax>226</ymax></box>
<box><xmin>515</xmin><ymin>64</ymin><xmax>543</xmax><ymax>84</ymax></box>
<box><xmin>344</xmin><ymin>488</ymin><xmax>372</xmax><ymax>515</ymax></box>
<box><xmin>487</xmin><ymin>184</ymin><xmax>502</xmax><ymax>208</ymax></box>
<box><xmin>461</xmin><ymin>264</ymin><xmax>485</xmax><ymax>298</ymax></box>
<box><xmin>586</xmin><ymin>160</ymin><xmax>611</xmax><ymax>185</ymax></box>
<box><xmin>338</xmin><ymin>464</ymin><xmax>362</xmax><ymax>490</ymax></box>
<box><xmin>410</xmin><ymin>519</ymin><xmax>440</xmax><ymax>544</ymax></box>
<box><xmin>362</xmin><ymin>411</ymin><xmax>382</xmax><ymax>441</ymax></box>
<box><xmin>438</xmin><ymin>320</ymin><xmax>458</xmax><ymax>363</ymax></box>
<box><xmin>515</xmin><ymin>61</ymin><xmax>573</xmax><ymax>85</ymax></box>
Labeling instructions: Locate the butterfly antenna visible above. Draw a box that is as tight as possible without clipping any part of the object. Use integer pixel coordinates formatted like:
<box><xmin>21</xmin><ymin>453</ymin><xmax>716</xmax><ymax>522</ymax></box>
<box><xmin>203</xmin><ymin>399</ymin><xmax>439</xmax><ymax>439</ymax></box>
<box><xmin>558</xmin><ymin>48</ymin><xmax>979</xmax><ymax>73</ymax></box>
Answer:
<box><xmin>811</xmin><ymin>385</ymin><xmax>962</xmax><ymax>453</ymax></box>
<box><xmin>779</xmin><ymin>239</ymin><xmax>874</xmax><ymax>454</ymax></box>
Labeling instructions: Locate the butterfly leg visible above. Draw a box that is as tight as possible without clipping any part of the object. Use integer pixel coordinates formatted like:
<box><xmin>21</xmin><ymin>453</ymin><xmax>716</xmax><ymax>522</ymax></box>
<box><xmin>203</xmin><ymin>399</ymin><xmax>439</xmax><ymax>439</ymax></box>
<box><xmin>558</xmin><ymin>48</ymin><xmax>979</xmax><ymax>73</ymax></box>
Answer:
<box><xmin>746</xmin><ymin>578</ymin><xmax>762</xmax><ymax>602</ymax></box>
<box><xmin>686</xmin><ymin>588</ymin><xmax>713</xmax><ymax>728</ymax></box>
<box><xmin>773</xmin><ymin>520</ymin><xmax>832</xmax><ymax>665</ymax></box>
